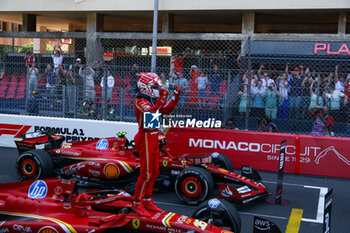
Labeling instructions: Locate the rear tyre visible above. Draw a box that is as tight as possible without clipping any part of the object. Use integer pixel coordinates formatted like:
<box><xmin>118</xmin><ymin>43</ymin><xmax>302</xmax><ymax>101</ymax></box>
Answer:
<box><xmin>16</xmin><ymin>150</ymin><xmax>54</xmax><ymax>180</ymax></box>
<box><xmin>211</xmin><ymin>152</ymin><xmax>234</xmax><ymax>171</ymax></box>
<box><xmin>175</xmin><ymin>167</ymin><xmax>214</xmax><ymax>205</ymax></box>
<box><xmin>192</xmin><ymin>199</ymin><xmax>241</xmax><ymax>233</ymax></box>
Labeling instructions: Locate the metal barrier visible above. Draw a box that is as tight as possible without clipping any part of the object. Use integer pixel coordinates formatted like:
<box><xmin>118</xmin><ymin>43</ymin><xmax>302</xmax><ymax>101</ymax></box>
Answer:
<box><xmin>0</xmin><ymin>32</ymin><xmax>349</xmax><ymax>137</ymax></box>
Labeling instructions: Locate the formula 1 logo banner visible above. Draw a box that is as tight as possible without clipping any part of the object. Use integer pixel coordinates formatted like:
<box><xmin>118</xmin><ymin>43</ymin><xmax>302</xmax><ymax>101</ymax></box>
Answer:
<box><xmin>166</xmin><ymin>127</ymin><xmax>350</xmax><ymax>179</ymax></box>
<box><xmin>0</xmin><ymin>123</ymin><xmax>31</xmax><ymax>138</ymax></box>
<box><xmin>0</xmin><ymin>114</ymin><xmax>138</xmax><ymax>148</ymax></box>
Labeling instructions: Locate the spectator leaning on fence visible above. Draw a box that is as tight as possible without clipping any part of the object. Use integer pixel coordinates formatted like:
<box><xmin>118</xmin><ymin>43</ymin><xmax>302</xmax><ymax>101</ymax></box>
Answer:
<box><xmin>301</xmin><ymin>73</ymin><xmax>314</xmax><ymax>119</ymax></box>
<box><xmin>309</xmin><ymin>79</ymin><xmax>323</xmax><ymax>108</ymax></box>
<box><xmin>66</xmin><ymin>65</ymin><xmax>76</xmax><ymax>113</ymax></box>
<box><xmin>277</xmin><ymin>72</ymin><xmax>289</xmax><ymax>119</ymax></box>
<box><xmin>238</xmin><ymin>84</ymin><xmax>248</xmax><ymax>116</ymax></box>
<box><xmin>175</xmin><ymin>72</ymin><xmax>188</xmax><ymax>107</ymax></box>
<box><xmin>44</xmin><ymin>64</ymin><xmax>56</xmax><ymax>98</ymax></box>
<box><xmin>209</xmin><ymin>60</ymin><xmax>221</xmax><ymax>96</ymax></box>
<box><xmin>265</xmin><ymin>82</ymin><xmax>280</xmax><ymax>119</ymax></box>
<box><xmin>27</xmin><ymin>63</ymin><xmax>39</xmax><ymax>99</ymax></box>
<box><xmin>100</xmin><ymin>70</ymin><xmax>115</xmax><ymax>100</ymax></box>
<box><xmin>79</xmin><ymin>66</ymin><xmax>96</xmax><ymax>102</ymax></box>
<box><xmin>251</xmin><ymin>79</ymin><xmax>265</xmax><ymax>117</ymax></box>
<box><xmin>28</xmin><ymin>90</ymin><xmax>41</xmax><ymax>114</ymax></box>
<box><xmin>51</xmin><ymin>45</ymin><xmax>63</xmax><ymax>72</ymax></box>
<box><xmin>288</xmin><ymin>66</ymin><xmax>303</xmax><ymax>120</ymax></box>
<box><xmin>196</xmin><ymin>71</ymin><xmax>208</xmax><ymax>107</ymax></box>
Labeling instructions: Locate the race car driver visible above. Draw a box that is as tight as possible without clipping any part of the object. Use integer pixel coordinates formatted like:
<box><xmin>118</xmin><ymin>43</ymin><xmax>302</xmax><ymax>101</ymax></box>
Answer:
<box><xmin>133</xmin><ymin>72</ymin><xmax>181</xmax><ymax>216</ymax></box>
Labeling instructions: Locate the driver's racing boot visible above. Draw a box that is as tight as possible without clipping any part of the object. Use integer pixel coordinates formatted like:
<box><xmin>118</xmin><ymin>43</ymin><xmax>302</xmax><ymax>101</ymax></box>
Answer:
<box><xmin>133</xmin><ymin>202</ymin><xmax>151</xmax><ymax>217</ymax></box>
<box><xmin>143</xmin><ymin>199</ymin><xmax>163</xmax><ymax>213</ymax></box>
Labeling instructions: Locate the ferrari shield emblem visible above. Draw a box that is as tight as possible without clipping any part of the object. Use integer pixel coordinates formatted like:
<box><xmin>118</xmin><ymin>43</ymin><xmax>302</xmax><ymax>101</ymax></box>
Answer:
<box><xmin>132</xmin><ymin>219</ymin><xmax>140</xmax><ymax>229</ymax></box>
<box><xmin>163</xmin><ymin>161</ymin><xmax>168</xmax><ymax>167</ymax></box>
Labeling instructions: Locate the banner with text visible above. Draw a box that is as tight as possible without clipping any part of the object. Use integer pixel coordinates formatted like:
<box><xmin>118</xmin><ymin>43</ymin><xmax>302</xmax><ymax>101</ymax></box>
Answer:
<box><xmin>166</xmin><ymin>127</ymin><xmax>350</xmax><ymax>179</ymax></box>
<box><xmin>0</xmin><ymin>114</ymin><xmax>138</xmax><ymax>148</ymax></box>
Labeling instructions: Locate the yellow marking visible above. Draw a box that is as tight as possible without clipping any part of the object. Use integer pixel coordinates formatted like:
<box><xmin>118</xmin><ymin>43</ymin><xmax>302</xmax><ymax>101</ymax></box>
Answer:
<box><xmin>165</xmin><ymin>213</ymin><xmax>176</xmax><ymax>228</ymax></box>
<box><xmin>285</xmin><ymin>208</ymin><xmax>303</xmax><ymax>233</ymax></box>
<box><xmin>0</xmin><ymin>210</ymin><xmax>77</xmax><ymax>233</ymax></box>
<box><xmin>121</xmin><ymin>161</ymin><xmax>134</xmax><ymax>172</ymax></box>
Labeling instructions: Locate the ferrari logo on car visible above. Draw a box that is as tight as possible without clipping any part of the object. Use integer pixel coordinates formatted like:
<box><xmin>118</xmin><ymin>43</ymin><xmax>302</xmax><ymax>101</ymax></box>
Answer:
<box><xmin>132</xmin><ymin>219</ymin><xmax>140</xmax><ymax>229</ymax></box>
<box><xmin>163</xmin><ymin>161</ymin><xmax>168</xmax><ymax>167</ymax></box>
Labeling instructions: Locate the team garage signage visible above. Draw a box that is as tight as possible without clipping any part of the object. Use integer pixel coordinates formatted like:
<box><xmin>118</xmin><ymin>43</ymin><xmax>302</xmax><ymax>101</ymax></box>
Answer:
<box><xmin>166</xmin><ymin>127</ymin><xmax>350</xmax><ymax>179</ymax></box>
<box><xmin>0</xmin><ymin>113</ymin><xmax>138</xmax><ymax>148</ymax></box>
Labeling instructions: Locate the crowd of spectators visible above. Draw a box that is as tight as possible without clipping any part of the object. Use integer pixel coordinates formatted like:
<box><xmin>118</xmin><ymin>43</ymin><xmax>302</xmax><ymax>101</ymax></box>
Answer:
<box><xmin>3</xmin><ymin>45</ymin><xmax>350</xmax><ymax>133</ymax></box>
<box><xmin>238</xmin><ymin>64</ymin><xmax>350</xmax><ymax>125</ymax></box>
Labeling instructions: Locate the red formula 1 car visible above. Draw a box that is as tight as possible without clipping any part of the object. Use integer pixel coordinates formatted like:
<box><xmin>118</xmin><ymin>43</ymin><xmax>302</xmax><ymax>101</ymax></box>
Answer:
<box><xmin>15</xmin><ymin>131</ymin><xmax>269</xmax><ymax>206</ymax></box>
<box><xmin>0</xmin><ymin>178</ymin><xmax>242</xmax><ymax>233</ymax></box>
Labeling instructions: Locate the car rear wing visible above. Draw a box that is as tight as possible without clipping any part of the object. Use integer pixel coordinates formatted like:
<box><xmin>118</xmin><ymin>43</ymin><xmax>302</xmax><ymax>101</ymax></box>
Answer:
<box><xmin>15</xmin><ymin>130</ymin><xmax>64</xmax><ymax>154</ymax></box>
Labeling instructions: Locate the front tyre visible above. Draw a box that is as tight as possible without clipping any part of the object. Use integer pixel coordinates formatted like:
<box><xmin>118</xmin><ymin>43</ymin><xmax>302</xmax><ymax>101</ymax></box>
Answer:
<box><xmin>192</xmin><ymin>199</ymin><xmax>241</xmax><ymax>233</ymax></box>
<box><xmin>175</xmin><ymin>167</ymin><xmax>214</xmax><ymax>205</ymax></box>
<box><xmin>16</xmin><ymin>150</ymin><xmax>53</xmax><ymax>180</ymax></box>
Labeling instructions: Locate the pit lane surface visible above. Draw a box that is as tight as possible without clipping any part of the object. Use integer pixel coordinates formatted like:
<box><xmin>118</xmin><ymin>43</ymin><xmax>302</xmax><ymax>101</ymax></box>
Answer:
<box><xmin>0</xmin><ymin>147</ymin><xmax>349</xmax><ymax>233</ymax></box>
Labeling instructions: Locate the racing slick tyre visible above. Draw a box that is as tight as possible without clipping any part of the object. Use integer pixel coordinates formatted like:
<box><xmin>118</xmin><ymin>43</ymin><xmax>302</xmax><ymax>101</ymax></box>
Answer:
<box><xmin>175</xmin><ymin>166</ymin><xmax>214</xmax><ymax>205</ymax></box>
<box><xmin>192</xmin><ymin>199</ymin><xmax>241</xmax><ymax>233</ymax></box>
<box><xmin>16</xmin><ymin>150</ymin><xmax>54</xmax><ymax>180</ymax></box>
<box><xmin>211</xmin><ymin>152</ymin><xmax>234</xmax><ymax>171</ymax></box>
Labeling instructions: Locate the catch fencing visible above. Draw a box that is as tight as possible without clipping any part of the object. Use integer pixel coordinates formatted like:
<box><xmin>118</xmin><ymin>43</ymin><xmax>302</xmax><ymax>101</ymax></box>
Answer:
<box><xmin>0</xmin><ymin>32</ymin><xmax>349</xmax><ymax>137</ymax></box>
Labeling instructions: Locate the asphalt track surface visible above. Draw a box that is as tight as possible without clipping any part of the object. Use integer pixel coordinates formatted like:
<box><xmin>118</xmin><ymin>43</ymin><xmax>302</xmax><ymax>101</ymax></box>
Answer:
<box><xmin>0</xmin><ymin>147</ymin><xmax>349</xmax><ymax>233</ymax></box>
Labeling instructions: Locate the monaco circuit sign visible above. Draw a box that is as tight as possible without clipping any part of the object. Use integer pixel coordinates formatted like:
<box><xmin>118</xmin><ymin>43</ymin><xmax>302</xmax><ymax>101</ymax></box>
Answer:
<box><xmin>166</xmin><ymin>127</ymin><xmax>350</xmax><ymax>179</ymax></box>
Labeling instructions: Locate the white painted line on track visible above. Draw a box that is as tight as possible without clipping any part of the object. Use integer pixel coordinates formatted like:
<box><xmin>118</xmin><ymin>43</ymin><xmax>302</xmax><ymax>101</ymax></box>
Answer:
<box><xmin>301</xmin><ymin>185</ymin><xmax>328</xmax><ymax>224</ymax></box>
<box><xmin>264</xmin><ymin>180</ymin><xmax>315</xmax><ymax>187</ymax></box>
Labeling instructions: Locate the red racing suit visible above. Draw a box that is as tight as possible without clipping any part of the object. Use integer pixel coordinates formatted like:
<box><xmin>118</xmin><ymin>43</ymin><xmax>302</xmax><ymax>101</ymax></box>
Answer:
<box><xmin>133</xmin><ymin>89</ymin><xmax>179</xmax><ymax>203</ymax></box>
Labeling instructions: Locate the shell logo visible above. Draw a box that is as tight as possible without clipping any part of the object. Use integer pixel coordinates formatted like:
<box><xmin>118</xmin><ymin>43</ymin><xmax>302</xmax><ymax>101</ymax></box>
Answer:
<box><xmin>38</xmin><ymin>226</ymin><xmax>59</xmax><ymax>233</ymax></box>
<box><xmin>103</xmin><ymin>163</ymin><xmax>120</xmax><ymax>178</ymax></box>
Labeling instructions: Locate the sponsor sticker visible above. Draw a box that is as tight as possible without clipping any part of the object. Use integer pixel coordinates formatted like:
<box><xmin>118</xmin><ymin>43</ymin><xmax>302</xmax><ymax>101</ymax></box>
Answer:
<box><xmin>54</xmin><ymin>186</ymin><xmax>62</xmax><ymax>195</ymax></box>
<box><xmin>208</xmin><ymin>198</ymin><xmax>221</xmax><ymax>209</ymax></box>
<box><xmin>28</xmin><ymin>180</ymin><xmax>47</xmax><ymax>199</ymax></box>
<box><xmin>211</xmin><ymin>152</ymin><xmax>219</xmax><ymax>158</ymax></box>
<box><xmin>13</xmin><ymin>225</ymin><xmax>32</xmax><ymax>233</ymax></box>
<box><xmin>162</xmin><ymin>161</ymin><xmax>168</xmax><ymax>167</ymax></box>
<box><xmin>96</xmin><ymin>139</ymin><xmax>109</xmax><ymax>150</ymax></box>
<box><xmin>103</xmin><ymin>163</ymin><xmax>120</xmax><ymax>177</ymax></box>
<box><xmin>38</xmin><ymin>226</ymin><xmax>58</xmax><ymax>233</ymax></box>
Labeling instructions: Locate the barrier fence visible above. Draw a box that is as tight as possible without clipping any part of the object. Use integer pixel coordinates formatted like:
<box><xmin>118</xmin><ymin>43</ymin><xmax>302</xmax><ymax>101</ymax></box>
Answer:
<box><xmin>0</xmin><ymin>32</ymin><xmax>350</xmax><ymax>137</ymax></box>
